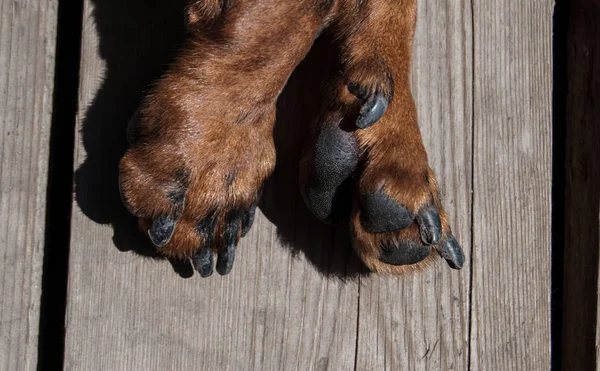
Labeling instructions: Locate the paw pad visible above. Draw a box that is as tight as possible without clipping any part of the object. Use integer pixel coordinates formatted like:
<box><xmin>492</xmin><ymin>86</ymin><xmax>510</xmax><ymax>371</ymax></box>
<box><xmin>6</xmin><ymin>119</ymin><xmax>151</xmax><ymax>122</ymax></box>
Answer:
<box><xmin>300</xmin><ymin>117</ymin><xmax>359</xmax><ymax>224</ymax></box>
<box><xmin>380</xmin><ymin>240</ymin><xmax>431</xmax><ymax>266</ymax></box>
<box><xmin>360</xmin><ymin>191</ymin><xmax>414</xmax><ymax>233</ymax></box>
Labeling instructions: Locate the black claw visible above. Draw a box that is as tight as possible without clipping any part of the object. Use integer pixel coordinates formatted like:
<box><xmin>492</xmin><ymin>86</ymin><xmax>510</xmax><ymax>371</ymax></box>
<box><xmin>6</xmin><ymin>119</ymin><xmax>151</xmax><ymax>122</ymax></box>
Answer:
<box><xmin>347</xmin><ymin>82</ymin><xmax>390</xmax><ymax>129</ymax></box>
<box><xmin>194</xmin><ymin>211</ymin><xmax>219</xmax><ymax>277</ymax></box>
<box><xmin>417</xmin><ymin>205</ymin><xmax>443</xmax><ymax>245</ymax></box>
<box><xmin>217</xmin><ymin>210</ymin><xmax>241</xmax><ymax>275</ymax></box>
<box><xmin>241</xmin><ymin>204</ymin><xmax>257</xmax><ymax>237</ymax></box>
<box><xmin>356</xmin><ymin>94</ymin><xmax>389</xmax><ymax>129</ymax></box>
<box><xmin>439</xmin><ymin>235</ymin><xmax>465</xmax><ymax>269</ymax></box>
<box><xmin>360</xmin><ymin>191</ymin><xmax>414</xmax><ymax>233</ymax></box>
<box><xmin>379</xmin><ymin>240</ymin><xmax>432</xmax><ymax>266</ymax></box>
<box><xmin>192</xmin><ymin>247</ymin><xmax>213</xmax><ymax>277</ymax></box>
<box><xmin>148</xmin><ymin>214</ymin><xmax>176</xmax><ymax>247</ymax></box>
<box><xmin>216</xmin><ymin>242</ymin><xmax>236</xmax><ymax>276</ymax></box>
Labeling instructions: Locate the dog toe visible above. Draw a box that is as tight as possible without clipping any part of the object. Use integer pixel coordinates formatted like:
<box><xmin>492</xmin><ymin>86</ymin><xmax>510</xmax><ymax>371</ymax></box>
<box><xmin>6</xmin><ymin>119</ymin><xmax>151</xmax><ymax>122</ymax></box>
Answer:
<box><xmin>192</xmin><ymin>247</ymin><xmax>214</xmax><ymax>277</ymax></box>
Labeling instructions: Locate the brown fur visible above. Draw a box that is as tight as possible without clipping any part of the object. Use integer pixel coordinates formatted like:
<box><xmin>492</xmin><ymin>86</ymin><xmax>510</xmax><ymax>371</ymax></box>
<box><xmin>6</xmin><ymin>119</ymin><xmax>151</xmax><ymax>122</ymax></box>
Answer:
<box><xmin>119</xmin><ymin>0</ymin><xmax>459</xmax><ymax>272</ymax></box>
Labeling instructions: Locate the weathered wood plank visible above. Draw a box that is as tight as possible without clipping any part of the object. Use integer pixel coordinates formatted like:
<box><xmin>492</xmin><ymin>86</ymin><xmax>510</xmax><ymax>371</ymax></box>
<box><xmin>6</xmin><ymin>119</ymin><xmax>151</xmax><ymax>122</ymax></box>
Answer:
<box><xmin>0</xmin><ymin>0</ymin><xmax>57</xmax><ymax>369</ymax></box>
<box><xmin>65</xmin><ymin>2</ymin><xmax>358</xmax><ymax>369</ymax></box>
<box><xmin>470</xmin><ymin>1</ymin><xmax>553</xmax><ymax>370</ymax></box>
<box><xmin>355</xmin><ymin>1</ymin><xmax>473</xmax><ymax>370</ymax></box>
<box><xmin>563</xmin><ymin>0</ymin><xmax>600</xmax><ymax>369</ymax></box>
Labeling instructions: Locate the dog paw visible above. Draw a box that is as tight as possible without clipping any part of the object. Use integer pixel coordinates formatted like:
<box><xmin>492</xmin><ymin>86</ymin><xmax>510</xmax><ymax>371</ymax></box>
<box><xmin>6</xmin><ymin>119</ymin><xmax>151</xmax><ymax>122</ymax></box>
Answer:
<box><xmin>299</xmin><ymin>104</ymin><xmax>464</xmax><ymax>274</ymax></box>
<box><xmin>119</xmin><ymin>72</ymin><xmax>274</xmax><ymax>277</ymax></box>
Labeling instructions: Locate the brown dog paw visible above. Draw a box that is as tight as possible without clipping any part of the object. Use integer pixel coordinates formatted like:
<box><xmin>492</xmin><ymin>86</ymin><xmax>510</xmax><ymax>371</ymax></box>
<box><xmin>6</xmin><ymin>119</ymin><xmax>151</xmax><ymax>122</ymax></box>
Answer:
<box><xmin>349</xmin><ymin>87</ymin><xmax>465</xmax><ymax>273</ymax></box>
<box><xmin>299</xmin><ymin>0</ymin><xmax>464</xmax><ymax>275</ymax></box>
<box><xmin>119</xmin><ymin>0</ymin><xmax>334</xmax><ymax>276</ymax></box>
<box><xmin>119</xmin><ymin>69</ymin><xmax>275</xmax><ymax>276</ymax></box>
<box><xmin>299</xmin><ymin>111</ymin><xmax>464</xmax><ymax>274</ymax></box>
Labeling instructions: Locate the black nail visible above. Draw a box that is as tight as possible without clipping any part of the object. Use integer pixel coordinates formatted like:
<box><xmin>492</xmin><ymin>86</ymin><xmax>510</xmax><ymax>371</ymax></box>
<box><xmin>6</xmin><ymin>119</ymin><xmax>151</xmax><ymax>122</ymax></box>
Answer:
<box><xmin>356</xmin><ymin>94</ymin><xmax>388</xmax><ymax>129</ymax></box>
<box><xmin>439</xmin><ymin>235</ymin><xmax>465</xmax><ymax>269</ymax></box>
<box><xmin>417</xmin><ymin>205</ymin><xmax>443</xmax><ymax>245</ymax></box>
<box><xmin>148</xmin><ymin>214</ymin><xmax>176</xmax><ymax>247</ymax></box>
<box><xmin>216</xmin><ymin>243</ymin><xmax>236</xmax><ymax>276</ymax></box>
<box><xmin>192</xmin><ymin>247</ymin><xmax>213</xmax><ymax>277</ymax></box>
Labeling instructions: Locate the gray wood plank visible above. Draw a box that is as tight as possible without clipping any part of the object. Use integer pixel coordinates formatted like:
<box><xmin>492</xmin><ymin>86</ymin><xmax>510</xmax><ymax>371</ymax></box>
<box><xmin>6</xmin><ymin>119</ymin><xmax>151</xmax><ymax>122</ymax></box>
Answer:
<box><xmin>65</xmin><ymin>2</ymin><xmax>359</xmax><ymax>369</ymax></box>
<box><xmin>355</xmin><ymin>1</ymin><xmax>473</xmax><ymax>370</ymax></box>
<box><xmin>470</xmin><ymin>1</ymin><xmax>553</xmax><ymax>370</ymax></box>
<box><xmin>0</xmin><ymin>0</ymin><xmax>57</xmax><ymax>369</ymax></box>
<box><xmin>563</xmin><ymin>0</ymin><xmax>600</xmax><ymax>369</ymax></box>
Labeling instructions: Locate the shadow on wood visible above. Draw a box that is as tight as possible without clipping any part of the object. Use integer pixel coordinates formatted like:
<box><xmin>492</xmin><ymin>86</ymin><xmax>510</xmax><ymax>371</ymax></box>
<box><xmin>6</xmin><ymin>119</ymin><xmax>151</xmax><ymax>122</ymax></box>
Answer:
<box><xmin>74</xmin><ymin>0</ymin><xmax>367</xmax><ymax>279</ymax></box>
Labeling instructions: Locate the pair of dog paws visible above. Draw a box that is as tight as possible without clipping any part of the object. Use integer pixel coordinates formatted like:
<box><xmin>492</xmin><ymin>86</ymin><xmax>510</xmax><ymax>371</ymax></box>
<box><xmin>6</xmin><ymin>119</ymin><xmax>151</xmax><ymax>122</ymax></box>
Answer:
<box><xmin>118</xmin><ymin>72</ymin><xmax>464</xmax><ymax>277</ymax></box>
<box><xmin>118</xmin><ymin>1</ymin><xmax>464</xmax><ymax>276</ymax></box>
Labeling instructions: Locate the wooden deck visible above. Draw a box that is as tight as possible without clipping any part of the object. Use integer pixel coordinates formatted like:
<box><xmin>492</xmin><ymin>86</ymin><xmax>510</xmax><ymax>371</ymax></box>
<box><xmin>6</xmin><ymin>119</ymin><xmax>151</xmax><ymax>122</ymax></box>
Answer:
<box><xmin>2</xmin><ymin>0</ymin><xmax>586</xmax><ymax>370</ymax></box>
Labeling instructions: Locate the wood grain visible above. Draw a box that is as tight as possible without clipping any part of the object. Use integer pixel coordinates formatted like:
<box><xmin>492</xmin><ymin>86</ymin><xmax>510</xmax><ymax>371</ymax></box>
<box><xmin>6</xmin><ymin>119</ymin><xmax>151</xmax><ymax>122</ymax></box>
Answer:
<box><xmin>0</xmin><ymin>0</ymin><xmax>57</xmax><ymax>369</ymax></box>
<box><xmin>470</xmin><ymin>1</ymin><xmax>553</xmax><ymax>370</ymax></box>
<box><xmin>355</xmin><ymin>1</ymin><xmax>473</xmax><ymax>370</ymax></box>
<box><xmin>562</xmin><ymin>0</ymin><xmax>600</xmax><ymax>369</ymax></box>
<box><xmin>64</xmin><ymin>2</ymin><xmax>359</xmax><ymax>369</ymax></box>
